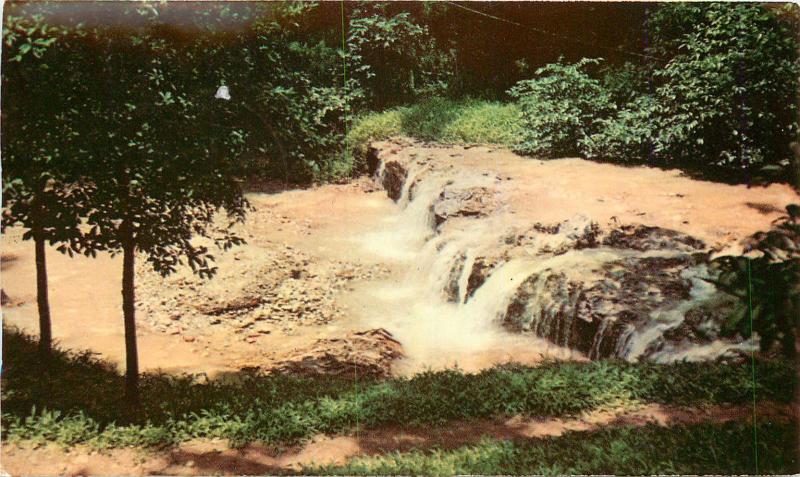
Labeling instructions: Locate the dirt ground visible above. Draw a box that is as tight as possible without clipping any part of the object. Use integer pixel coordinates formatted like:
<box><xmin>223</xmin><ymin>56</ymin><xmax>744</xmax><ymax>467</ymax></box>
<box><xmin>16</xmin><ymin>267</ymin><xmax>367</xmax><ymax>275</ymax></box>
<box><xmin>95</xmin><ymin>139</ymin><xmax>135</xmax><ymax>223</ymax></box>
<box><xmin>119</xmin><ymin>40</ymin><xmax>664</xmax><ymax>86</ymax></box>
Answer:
<box><xmin>2</xmin><ymin>401</ymin><xmax>793</xmax><ymax>476</ymax></box>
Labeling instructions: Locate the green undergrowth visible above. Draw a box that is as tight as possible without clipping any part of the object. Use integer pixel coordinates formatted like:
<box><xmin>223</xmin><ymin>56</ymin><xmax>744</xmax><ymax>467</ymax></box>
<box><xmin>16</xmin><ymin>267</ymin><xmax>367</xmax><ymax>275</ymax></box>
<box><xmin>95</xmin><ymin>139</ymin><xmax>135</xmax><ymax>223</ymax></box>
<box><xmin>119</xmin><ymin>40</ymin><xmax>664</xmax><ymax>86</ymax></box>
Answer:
<box><xmin>346</xmin><ymin>98</ymin><xmax>523</xmax><ymax>172</ymax></box>
<box><xmin>309</xmin><ymin>420</ymin><xmax>798</xmax><ymax>476</ymax></box>
<box><xmin>2</xmin><ymin>328</ymin><xmax>796</xmax><ymax>450</ymax></box>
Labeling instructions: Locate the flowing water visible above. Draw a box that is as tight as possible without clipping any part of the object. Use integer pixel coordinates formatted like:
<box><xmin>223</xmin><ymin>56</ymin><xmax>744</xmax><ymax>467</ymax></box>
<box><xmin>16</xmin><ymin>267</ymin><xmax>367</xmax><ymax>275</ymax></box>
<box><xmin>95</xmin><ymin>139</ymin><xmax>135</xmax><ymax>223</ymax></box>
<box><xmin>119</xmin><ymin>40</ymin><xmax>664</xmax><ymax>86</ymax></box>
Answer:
<box><xmin>345</xmin><ymin>151</ymin><xmax>764</xmax><ymax>373</ymax></box>
<box><xmin>346</xmin><ymin>162</ymin><xmax>580</xmax><ymax>373</ymax></box>
<box><xmin>4</xmin><ymin>140</ymin><xmax>789</xmax><ymax>376</ymax></box>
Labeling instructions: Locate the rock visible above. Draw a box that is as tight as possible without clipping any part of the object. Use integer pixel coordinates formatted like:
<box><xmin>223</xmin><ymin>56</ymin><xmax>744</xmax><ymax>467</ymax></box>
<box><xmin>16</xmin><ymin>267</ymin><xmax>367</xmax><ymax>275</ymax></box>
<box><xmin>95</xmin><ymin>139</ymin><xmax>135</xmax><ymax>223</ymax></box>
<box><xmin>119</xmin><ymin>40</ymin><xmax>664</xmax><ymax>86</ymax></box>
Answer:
<box><xmin>271</xmin><ymin>328</ymin><xmax>404</xmax><ymax>378</ymax></box>
<box><xmin>503</xmin><ymin>254</ymin><xmax>711</xmax><ymax>360</ymax></box>
<box><xmin>603</xmin><ymin>224</ymin><xmax>706</xmax><ymax>252</ymax></box>
<box><xmin>465</xmin><ymin>256</ymin><xmax>504</xmax><ymax>300</ymax></box>
<box><xmin>381</xmin><ymin>161</ymin><xmax>408</xmax><ymax>201</ymax></box>
<box><xmin>432</xmin><ymin>187</ymin><xmax>499</xmax><ymax>227</ymax></box>
<box><xmin>199</xmin><ymin>296</ymin><xmax>262</xmax><ymax>316</ymax></box>
<box><xmin>366</xmin><ymin>146</ymin><xmax>382</xmax><ymax>174</ymax></box>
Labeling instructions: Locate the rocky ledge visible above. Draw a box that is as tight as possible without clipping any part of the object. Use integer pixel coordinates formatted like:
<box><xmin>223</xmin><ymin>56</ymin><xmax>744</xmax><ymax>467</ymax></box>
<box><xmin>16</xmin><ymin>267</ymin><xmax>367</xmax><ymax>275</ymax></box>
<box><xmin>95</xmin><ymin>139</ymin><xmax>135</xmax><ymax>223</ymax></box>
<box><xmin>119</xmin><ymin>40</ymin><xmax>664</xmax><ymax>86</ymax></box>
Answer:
<box><xmin>370</xmin><ymin>138</ymin><xmax>755</xmax><ymax>363</ymax></box>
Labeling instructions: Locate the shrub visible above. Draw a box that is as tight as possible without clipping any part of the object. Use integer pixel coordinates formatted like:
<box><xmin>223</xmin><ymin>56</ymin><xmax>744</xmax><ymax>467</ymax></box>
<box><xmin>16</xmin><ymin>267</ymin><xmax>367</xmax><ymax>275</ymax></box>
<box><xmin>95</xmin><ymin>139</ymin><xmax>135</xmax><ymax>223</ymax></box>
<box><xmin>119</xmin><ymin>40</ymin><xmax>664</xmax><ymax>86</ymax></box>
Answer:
<box><xmin>710</xmin><ymin>205</ymin><xmax>800</xmax><ymax>357</ymax></box>
<box><xmin>646</xmin><ymin>4</ymin><xmax>799</xmax><ymax>175</ymax></box>
<box><xmin>508</xmin><ymin>4</ymin><xmax>799</xmax><ymax>181</ymax></box>
<box><xmin>582</xmin><ymin>94</ymin><xmax>659</xmax><ymax>163</ymax></box>
<box><xmin>348</xmin><ymin>7</ymin><xmax>452</xmax><ymax>109</ymax></box>
<box><xmin>508</xmin><ymin>58</ymin><xmax>613</xmax><ymax>158</ymax></box>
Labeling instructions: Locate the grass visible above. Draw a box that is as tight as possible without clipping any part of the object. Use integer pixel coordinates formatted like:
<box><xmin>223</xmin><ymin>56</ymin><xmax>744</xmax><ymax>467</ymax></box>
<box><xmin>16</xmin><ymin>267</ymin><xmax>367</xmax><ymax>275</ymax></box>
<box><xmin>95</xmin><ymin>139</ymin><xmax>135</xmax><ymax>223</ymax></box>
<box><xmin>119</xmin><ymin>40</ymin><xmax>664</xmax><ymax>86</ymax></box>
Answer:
<box><xmin>308</xmin><ymin>421</ymin><xmax>798</xmax><ymax>476</ymax></box>
<box><xmin>346</xmin><ymin>98</ymin><xmax>524</xmax><ymax>172</ymax></box>
<box><xmin>2</xmin><ymin>328</ymin><xmax>796</xmax><ymax>450</ymax></box>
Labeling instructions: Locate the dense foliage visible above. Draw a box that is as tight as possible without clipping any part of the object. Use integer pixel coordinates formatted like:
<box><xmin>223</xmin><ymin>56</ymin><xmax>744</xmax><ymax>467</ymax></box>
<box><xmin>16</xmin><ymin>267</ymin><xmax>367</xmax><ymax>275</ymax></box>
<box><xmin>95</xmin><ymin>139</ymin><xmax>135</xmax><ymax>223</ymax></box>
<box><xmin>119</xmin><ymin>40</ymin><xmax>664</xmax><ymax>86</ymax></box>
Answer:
<box><xmin>4</xmin><ymin>2</ymin><xmax>798</xmax><ymax>184</ymax></box>
<box><xmin>509</xmin><ymin>3</ymin><xmax>800</xmax><ymax>182</ymax></box>
<box><xmin>1</xmin><ymin>13</ymin><xmax>91</xmax><ymax>353</ymax></box>
<box><xmin>508</xmin><ymin>59</ymin><xmax>612</xmax><ymax>158</ymax></box>
<box><xmin>348</xmin><ymin>5</ymin><xmax>451</xmax><ymax>109</ymax></box>
<box><xmin>710</xmin><ymin>205</ymin><xmax>800</xmax><ymax>357</ymax></box>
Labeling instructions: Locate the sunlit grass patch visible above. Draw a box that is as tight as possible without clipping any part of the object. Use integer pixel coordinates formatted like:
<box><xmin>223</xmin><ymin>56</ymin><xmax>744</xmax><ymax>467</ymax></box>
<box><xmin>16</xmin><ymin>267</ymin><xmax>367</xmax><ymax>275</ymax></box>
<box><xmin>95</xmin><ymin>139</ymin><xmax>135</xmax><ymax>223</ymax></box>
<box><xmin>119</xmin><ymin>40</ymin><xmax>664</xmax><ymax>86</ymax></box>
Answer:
<box><xmin>346</xmin><ymin>98</ymin><xmax>524</xmax><ymax>173</ymax></box>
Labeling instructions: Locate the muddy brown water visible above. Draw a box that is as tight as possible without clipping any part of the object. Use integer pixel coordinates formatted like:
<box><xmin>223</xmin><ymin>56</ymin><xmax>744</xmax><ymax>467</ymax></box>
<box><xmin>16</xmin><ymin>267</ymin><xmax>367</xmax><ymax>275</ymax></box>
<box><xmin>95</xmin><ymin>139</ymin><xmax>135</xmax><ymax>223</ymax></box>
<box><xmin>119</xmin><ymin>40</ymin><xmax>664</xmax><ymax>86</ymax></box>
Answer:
<box><xmin>2</xmin><ymin>138</ymin><xmax>798</xmax><ymax>376</ymax></box>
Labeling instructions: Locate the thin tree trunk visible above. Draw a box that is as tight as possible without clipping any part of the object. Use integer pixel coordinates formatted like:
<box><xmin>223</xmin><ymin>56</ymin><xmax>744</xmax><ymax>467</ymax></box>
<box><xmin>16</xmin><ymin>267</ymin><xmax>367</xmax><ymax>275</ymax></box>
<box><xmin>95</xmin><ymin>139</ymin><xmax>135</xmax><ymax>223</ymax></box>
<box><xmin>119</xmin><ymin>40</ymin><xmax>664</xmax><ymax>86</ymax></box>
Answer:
<box><xmin>121</xmin><ymin>219</ymin><xmax>140</xmax><ymax>409</ymax></box>
<box><xmin>34</xmin><ymin>228</ymin><xmax>52</xmax><ymax>355</ymax></box>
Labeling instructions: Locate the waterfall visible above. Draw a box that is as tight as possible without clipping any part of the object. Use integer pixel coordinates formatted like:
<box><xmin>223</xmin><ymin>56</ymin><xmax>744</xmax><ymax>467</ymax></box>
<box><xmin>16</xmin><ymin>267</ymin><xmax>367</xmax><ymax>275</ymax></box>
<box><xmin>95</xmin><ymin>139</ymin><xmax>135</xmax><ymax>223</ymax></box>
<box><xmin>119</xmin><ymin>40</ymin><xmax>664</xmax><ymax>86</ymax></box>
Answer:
<box><xmin>357</xmin><ymin>153</ymin><xmax>740</xmax><ymax>371</ymax></box>
<box><xmin>616</xmin><ymin>266</ymin><xmax>718</xmax><ymax>361</ymax></box>
<box><xmin>355</xmin><ymin>158</ymin><xmax>579</xmax><ymax>371</ymax></box>
<box><xmin>398</xmin><ymin>164</ymin><xmax>426</xmax><ymax>206</ymax></box>
<box><xmin>457</xmin><ymin>250</ymin><xmax>476</xmax><ymax>304</ymax></box>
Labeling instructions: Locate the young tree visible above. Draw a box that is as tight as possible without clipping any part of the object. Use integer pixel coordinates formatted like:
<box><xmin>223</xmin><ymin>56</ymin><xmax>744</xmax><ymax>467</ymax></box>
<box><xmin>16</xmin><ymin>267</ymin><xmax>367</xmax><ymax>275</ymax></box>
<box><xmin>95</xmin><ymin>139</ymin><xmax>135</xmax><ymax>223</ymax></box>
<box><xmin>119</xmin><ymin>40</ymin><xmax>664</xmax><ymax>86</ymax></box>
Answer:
<box><xmin>65</xmin><ymin>24</ymin><xmax>248</xmax><ymax>407</ymax></box>
<box><xmin>1</xmin><ymin>14</ymin><xmax>87</xmax><ymax>355</ymax></box>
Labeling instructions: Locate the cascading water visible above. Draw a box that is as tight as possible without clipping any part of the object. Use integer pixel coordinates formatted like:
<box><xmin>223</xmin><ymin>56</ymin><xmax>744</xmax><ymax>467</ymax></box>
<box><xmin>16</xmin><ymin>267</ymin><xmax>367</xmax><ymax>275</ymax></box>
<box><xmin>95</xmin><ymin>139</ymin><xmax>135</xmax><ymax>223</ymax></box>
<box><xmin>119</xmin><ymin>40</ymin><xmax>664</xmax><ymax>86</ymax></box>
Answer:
<box><xmin>353</xmin><ymin>158</ymin><xmax>579</xmax><ymax>372</ymax></box>
<box><xmin>615</xmin><ymin>266</ymin><xmax>718</xmax><ymax>360</ymax></box>
<box><xmin>352</xmin><ymin>153</ymin><xmax>751</xmax><ymax>373</ymax></box>
<box><xmin>457</xmin><ymin>250</ymin><xmax>476</xmax><ymax>305</ymax></box>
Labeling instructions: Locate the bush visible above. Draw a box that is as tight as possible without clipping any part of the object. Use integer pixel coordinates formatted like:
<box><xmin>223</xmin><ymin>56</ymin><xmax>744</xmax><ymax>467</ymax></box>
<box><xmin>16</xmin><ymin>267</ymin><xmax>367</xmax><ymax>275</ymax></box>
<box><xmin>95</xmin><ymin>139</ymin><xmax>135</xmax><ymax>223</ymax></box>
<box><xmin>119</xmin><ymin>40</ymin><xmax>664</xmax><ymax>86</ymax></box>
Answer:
<box><xmin>647</xmin><ymin>3</ymin><xmax>799</xmax><ymax>175</ymax></box>
<box><xmin>348</xmin><ymin>7</ymin><xmax>452</xmax><ymax>109</ymax></box>
<box><xmin>508</xmin><ymin>4</ymin><xmax>799</xmax><ymax>181</ymax></box>
<box><xmin>582</xmin><ymin>94</ymin><xmax>659</xmax><ymax>163</ymax></box>
<box><xmin>508</xmin><ymin>58</ymin><xmax>613</xmax><ymax>158</ymax></box>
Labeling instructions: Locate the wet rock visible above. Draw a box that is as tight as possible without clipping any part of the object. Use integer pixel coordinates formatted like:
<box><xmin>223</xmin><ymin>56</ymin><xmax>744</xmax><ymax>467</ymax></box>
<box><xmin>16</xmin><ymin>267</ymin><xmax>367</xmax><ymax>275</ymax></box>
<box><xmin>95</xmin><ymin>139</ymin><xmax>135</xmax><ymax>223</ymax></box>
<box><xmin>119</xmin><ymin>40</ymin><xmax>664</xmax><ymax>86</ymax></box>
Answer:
<box><xmin>661</xmin><ymin>294</ymin><xmax>738</xmax><ymax>344</ymax></box>
<box><xmin>271</xmin><ymin>328</ymin><xmax>404</xmax><ymax>378</ymax></box>
<box><xmin>433</xmin><ymin>187</ymin><xmax>499</xmax><ymax>227</ymax></box>
<box><xmin>503</xmin><ymin>254</ymin><xmax>711</xmax><ymax>359</ymax></box>
<box><xmin>366</xmin><ymin>146</ymin><xmax>382</xmax><ymax>175</ymax></box>
<box><xmin>603</xmin><ymin>224</ymin><xmax>706</xmax><ymax>252</ymax></box>
<box><xmin>465</xmin><ymin>256</ymin><xmax>504</xmax><ymax>300</ymax></box>
<box><xmin>443</xmin><ymin>253</ymin><xmax>467</xmax><ymax>302</ymax></box>
<box><xmin>381</xmin><ymin>161</ymin><xmax>407</xmax><ymax>201</ymax></box>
